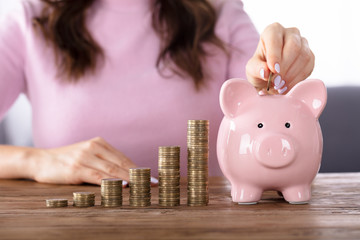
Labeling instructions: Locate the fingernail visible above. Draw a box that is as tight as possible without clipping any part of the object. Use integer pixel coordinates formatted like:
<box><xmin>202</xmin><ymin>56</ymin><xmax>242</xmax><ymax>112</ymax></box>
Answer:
<box><xmin>275</xmin><ymin>63</ymin><xmax>280</xmax><ymax>73</ymax></box>
<box><xmin>274</xmin><ymin>80</ymin><xmax>285</xmax><ymax>90</ymax></box>
<box><xmin>278</xmin><ymin>86</ymin><xmax>288</xmax><ymax>94</ymax></box>
<box><xmin>258</xmin><ymin>90</ymin><xmax>266</xmax><ymax>96</ymax></box>
<box><xmin>274</xmin><ymin>75</ymin><xmax>281</xmax><ymax>86</ymax></box>
<box><xmin>122</xmin><ymin>180</ymin><xmax>128</xmax><ymax>186</ymax></box>
<box><xmin>260</xmin><ymin>68</ymin><xmax>265</xmax><ymax>79</ymax></box>
<box><xmin>151</xmin><ymin>177</ymin><xmax>158</xmax><ymax>184</ymax></box>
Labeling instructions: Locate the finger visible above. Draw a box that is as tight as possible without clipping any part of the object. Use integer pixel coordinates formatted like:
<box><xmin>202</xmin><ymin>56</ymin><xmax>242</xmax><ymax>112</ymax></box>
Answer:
<box><xmin>95</xmin><ymin>154</ymin><xmax>131</xmax><ymax>181</ymax></box>
<box><xmin>80</xmin><ymin>152</ymin><xmax>131</xmax><ymax>181</ymax></box>
<box><xmin>246</xmin><ymin>56</ymin><xmax>270</xmax><ymax>90</ymax></box>
<box><xmin>78</xmin><ymin>168</ymin><xmax>114</xmax><ymax>185</ymax></box>
<box><xmin>258</xmin><ymin>90</ymin><xmax>268</xmax><ymax>96</ymax></box>
<box><xmin>273</xmin><ymin>74</ymin><xmax>286</xmax><ymax>90</ymax></box>
<box><xmin>93</xmin><ymin>137</ymin><xmax>137</xmax><ymax>169</ymax></box>
<box><xmin>283</xmin><ymin>37</ymin><xmax>314</xmax><ymax>87</ymax></box>
<box><xmin>261</xmin><ymin>22</ymin><xmax>284</xmax><ymax>74</ymax></box>
<box><xmin>265</xmin><ymin>86</ymin><xmax>279</xmax><ymax>95</ymax></box>
<box><xmin>285</xmin><ymin>56</ymin><xmax>315</xmax><ymax>93</ymax></box>
<box><xmin>151</xmin><ymin>177</ymin><xmax>159</xmax><ymax>187</ymax></box>
<box><xmin>277</xmin><ymin>58</ymin><xmax>313</xmax><ymax>95</ymax></box>
<box><xmin>89</xmin><ymin>138</ymin><xmax>137</xmax><ymax>174</ymax></box>
<box><xmin>281</xmin><ymin>28</ymin><xmax>302</xmax><ymax>77</ymax></box>
<box><xmin>122</xmin><ymin>180</ymin><xmax>128</xmax><ymax>188</ymax></box>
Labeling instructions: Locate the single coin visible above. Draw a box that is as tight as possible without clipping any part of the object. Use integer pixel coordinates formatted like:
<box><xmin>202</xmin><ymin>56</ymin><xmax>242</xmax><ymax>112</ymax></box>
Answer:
<box><xmin>267</xmin><ymin>71</ymin><xmax>273</xmax><ymax>91</ymax></box>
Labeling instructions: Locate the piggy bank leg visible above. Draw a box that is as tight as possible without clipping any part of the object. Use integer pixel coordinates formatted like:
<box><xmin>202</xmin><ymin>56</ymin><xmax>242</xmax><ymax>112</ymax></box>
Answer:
<box><xmin>231</xmin><ymin>185</ymin><xmax>262</xmax><ymax>204</ymax></box>
<box><xmin>282</xmin><ymin>185</ymin><xmax>311</xmax><ymax>204</ymax></box>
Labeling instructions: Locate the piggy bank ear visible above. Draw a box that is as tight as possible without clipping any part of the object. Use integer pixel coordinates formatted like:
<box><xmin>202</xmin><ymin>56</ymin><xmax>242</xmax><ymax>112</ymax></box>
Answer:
<box><xmin>219</xmin><ymin>78</ymin><xmax>258</xmax><ymax>118</ymax></box>
<box><xmin>287</xmin><ymin>79</ymin><xmax>327</xmax><ymax>119</ymax></box>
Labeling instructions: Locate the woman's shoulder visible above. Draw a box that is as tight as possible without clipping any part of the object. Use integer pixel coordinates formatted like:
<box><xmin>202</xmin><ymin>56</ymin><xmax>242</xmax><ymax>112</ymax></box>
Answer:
<box><xmin>23</xmin><ymin>0</ymin><xmax>46</xmax><ymax>16</ymax></box>
<box><xmin>208</xmin><ymin>0</ymin><xmax>256</xmax><ymax>40</ymax></box>
<box><xmin>208</xmin><ymin>0</ymin><xmax>244</xmax><ymax>16</ymax></box>
<box><xmin>208</xmin><ymin>0</ymin><xmax>250</xmax><ymax>30</ymax></box>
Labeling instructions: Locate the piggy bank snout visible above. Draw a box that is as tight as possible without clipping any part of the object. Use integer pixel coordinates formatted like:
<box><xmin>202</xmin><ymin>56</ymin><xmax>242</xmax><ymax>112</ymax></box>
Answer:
<box><xmin>254</xmin><ymin>134</ymin><xmax>296</xmax><ymax>168</ymax></box>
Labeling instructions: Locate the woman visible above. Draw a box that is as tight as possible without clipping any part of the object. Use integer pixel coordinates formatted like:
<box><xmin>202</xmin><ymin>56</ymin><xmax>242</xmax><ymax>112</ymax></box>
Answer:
<box><xmin>0</xmin><ymin>0</ymin><xmax>314</xmax><ymax>185</ymax></box>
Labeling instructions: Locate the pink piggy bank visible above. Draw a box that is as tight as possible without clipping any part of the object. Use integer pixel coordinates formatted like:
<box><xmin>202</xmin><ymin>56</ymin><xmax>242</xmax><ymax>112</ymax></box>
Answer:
<box><xmin>217</xmin><ymin>79</ymin><xmax>327</xmax><ymax>204</ymax></box>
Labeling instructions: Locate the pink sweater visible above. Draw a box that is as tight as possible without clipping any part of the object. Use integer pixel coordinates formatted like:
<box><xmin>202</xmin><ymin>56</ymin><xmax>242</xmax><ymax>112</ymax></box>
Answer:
<box><xmin>0</xmin><ymin>0</ymin><xmax>258</xmax><ymax>176</ymax></box>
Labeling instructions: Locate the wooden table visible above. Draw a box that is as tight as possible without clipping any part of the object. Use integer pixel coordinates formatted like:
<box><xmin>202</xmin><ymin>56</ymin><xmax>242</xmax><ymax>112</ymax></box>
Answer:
<box><xmin>0</xmin><ymin>173</ymin><xmax>359</xmax><ymax>240</ymax></box>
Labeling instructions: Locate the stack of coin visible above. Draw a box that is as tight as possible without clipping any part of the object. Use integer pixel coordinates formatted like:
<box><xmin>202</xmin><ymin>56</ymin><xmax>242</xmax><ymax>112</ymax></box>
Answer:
<box><xmin>101</xmin><ymin>178</ymin><xmax>123</xmax><ymax>207</ymax></box>
<box><xmin>129</xmin><ymin>168</ymin><xmax>151</xmax><ymax>207</ymax></box>
<box><xmin>73</xmin><ymin>192</ymin><xmax>95</xmax><ymax>207</ymax></box>
<box><xmin>45</xmin><ymin>199</ymin><xmax>68</xmax><ymax>208</ymax></box>
<box><xmin>187</xmin><ymin>120</ymin><xmax>209</xmax><ymax>206</ymax></box>
<box><xmin>158</xmin><ymin>146</ymin><xmax>181</xmax><ymax>207</ymax></box>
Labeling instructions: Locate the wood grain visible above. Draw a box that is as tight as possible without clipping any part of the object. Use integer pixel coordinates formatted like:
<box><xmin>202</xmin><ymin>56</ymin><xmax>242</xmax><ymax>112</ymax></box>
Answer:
<box><xmin>0</xmin><ymin>173</ymin><xmax>359</xmax><ymax>240</ymax></box>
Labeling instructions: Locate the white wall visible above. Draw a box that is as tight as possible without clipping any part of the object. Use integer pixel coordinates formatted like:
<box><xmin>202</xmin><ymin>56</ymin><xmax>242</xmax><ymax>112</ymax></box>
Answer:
<box><xmin>0</xmin><ymin>1</ymin><xmax>18</xmax><ymax>14</ymax></box>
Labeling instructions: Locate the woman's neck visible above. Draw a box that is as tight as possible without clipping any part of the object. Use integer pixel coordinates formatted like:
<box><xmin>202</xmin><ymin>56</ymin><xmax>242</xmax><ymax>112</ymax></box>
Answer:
<box><xmin>98</xmin><ymin>0</ymin><xmax>153</xmax><ymax>13</ymax></box>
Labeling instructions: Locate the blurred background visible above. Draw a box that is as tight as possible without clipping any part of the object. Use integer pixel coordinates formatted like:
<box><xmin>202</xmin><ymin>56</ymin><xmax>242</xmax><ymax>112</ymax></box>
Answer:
<box><xmin>0</xmin><ymin>0</ymin><xmax>359</xmax><ymax>172</ymax></box>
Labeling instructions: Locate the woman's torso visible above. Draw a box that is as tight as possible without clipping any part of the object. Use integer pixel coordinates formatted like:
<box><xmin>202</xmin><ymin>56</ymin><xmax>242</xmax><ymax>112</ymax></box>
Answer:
<box><xmin>5</xmin><ymin>0</ymin><xmax>259</xmax><ymax>176</ymax></box>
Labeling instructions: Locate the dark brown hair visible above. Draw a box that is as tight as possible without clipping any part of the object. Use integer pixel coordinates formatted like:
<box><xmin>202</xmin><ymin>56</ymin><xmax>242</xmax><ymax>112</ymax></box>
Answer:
<box><xmin>33</xmin><ymin>0</ymin><xmax>225</xmax><ymax>89</ymax></box>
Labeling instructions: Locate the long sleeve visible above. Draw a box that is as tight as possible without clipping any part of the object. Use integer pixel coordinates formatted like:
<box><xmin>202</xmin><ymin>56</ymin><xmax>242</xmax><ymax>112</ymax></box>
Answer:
<box><xmin>215</xmin><ymin>0</ymin><xmax>260</xmax><ymax>80</ymax></box>
<box><xmin>0</xmin><ymin>3</ymin><xmax>27</xmax><ymax>121</ymax></box>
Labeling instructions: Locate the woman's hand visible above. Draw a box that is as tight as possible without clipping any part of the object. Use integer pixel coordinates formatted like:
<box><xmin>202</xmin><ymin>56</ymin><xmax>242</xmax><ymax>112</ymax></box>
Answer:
<box><xmin>33</xmin><ymin>137</ymin><xmax>137</xmax><ymax>185</ymax></box>
<box><xmin>246</xmin><ymin>22</ymin><xmax>315</xmax><ymax>94</ymax></box>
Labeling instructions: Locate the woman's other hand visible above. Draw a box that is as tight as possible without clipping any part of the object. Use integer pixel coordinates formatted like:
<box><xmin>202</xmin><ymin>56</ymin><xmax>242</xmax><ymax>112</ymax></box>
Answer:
<box><xmin>33</xmin><ymin>137</ymin><xmax>137</xmax><ymax>185</ymax></box>
<box><xmin>246</xmin><ymin>22</ymin><xmax>315</xmax><ymax>94</ymax></box>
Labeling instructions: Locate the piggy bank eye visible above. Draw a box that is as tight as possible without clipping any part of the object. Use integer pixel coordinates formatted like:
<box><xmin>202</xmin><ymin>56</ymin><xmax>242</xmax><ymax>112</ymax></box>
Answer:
<box><xmin>285</xmin><ymin>122</ymin><xmax>291</xmax><ymax>128</ymax></box>
<box><xmin>257</xmin><ymin>123</ymin><xmax>264</xmax><ymax>128</ymax></box>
